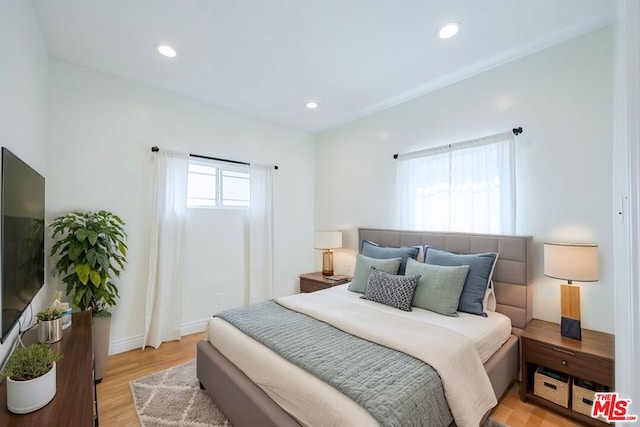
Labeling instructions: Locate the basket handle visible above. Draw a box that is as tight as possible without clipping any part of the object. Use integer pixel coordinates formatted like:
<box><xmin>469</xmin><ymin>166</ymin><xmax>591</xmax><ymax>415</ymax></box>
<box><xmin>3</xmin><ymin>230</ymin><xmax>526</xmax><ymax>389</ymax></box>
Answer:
<box><xmin>543</xmin><ymin>382</ymin><xmax>558</xmax><ymax>390</ymax></box>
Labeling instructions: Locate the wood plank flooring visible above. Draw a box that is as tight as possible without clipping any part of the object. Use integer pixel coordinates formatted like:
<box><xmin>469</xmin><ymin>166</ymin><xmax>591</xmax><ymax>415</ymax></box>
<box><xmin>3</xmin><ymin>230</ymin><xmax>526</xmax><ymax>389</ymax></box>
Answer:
<box><xmin>97</xmin><ymin>332</ymin><xmax>581</xmax><ymax>427</ymax></box>
<box><xmin>96</xmin><ymin>332</ymin><xmax>203</xmax><ymax>426</ymax></box>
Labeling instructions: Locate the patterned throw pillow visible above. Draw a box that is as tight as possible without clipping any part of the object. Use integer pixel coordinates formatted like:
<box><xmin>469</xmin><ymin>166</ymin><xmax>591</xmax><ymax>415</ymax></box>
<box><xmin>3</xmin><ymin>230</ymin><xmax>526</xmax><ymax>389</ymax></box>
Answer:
<box><xmin>361</xmin><ymin>268</ymin><xmax>420</xmax><ymax>312</ymax></box>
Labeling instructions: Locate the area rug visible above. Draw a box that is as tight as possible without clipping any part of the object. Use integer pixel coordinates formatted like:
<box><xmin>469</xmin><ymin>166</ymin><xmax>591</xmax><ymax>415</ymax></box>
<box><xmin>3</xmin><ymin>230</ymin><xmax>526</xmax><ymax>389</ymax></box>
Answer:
<box><xmin>130</xmin><ymin>360</ymin><xmax>509</xmax><ymax>427</ymax></box>
<box><xmin>130</xmin><ymin>360</ymin><xmax>229</xmax><ymax>426</ymax></box>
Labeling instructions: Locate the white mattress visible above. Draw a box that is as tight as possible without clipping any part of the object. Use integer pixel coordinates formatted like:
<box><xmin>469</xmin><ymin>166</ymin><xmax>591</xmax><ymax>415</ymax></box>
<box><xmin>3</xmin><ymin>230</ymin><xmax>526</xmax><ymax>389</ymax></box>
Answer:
<box><xmin>207</xmin><ymin>284</ymin><xmax>512</xmax><ymax>426</ymax></box>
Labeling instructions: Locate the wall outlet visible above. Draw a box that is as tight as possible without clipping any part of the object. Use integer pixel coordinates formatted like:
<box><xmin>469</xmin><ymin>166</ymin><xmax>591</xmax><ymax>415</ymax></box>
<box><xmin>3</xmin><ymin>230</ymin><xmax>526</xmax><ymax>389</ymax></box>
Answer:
<box><xmin>216</xmin><ymin>293</ymin><xmax>224</xmax><ymax>306</ymax></box>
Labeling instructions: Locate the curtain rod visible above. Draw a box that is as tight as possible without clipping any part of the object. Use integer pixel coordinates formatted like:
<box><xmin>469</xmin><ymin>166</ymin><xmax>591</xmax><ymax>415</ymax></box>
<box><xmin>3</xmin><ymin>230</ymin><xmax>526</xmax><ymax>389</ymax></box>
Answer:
<box><xmin>392</xmin><ymin>127</ymin><xmax>523</xmax><ymax>160</ymax></box>
<box><xmin>151</xmin><ymin>146</ymin><xmax>279</xmax><ymax>170</ymax></box>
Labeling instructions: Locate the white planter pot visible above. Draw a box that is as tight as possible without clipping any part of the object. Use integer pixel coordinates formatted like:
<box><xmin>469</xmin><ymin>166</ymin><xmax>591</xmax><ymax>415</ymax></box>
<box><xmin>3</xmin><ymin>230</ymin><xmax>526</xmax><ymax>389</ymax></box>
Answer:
<box><xmin>6</xmin><ymin>362</ymin><xmax>57</xmax><ymax>414</ymax></box>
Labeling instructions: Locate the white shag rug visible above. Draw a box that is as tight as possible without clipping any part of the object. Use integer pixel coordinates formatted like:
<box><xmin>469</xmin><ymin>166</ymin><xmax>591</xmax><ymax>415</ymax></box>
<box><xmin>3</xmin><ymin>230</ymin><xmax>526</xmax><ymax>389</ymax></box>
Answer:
<box><xmin>130</xmin><ymin>360</ymin><xmax>230</xmax><ymax>427</ymax></box>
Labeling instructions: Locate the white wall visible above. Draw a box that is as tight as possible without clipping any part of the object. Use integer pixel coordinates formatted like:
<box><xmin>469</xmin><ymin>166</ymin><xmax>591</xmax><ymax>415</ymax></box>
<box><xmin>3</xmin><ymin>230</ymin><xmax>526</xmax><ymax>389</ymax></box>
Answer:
<box><xmin>46</xmin><ymin>60</ymin><xmax>315</xmax><ymax>353</ymax></box>
<box><xmin>613</xmin><ymin>0</ymin><xmax>640</xmax><ymax>415</ymax></box>
<box><xmin>0</xmin><ymin>0</ymin><xmax>49</xmax><ymax>364</ymax></box>
<box><xmin>315</xmin><ymin>28</ymin><xmax>614</xmax><ymax>333</ymax></box>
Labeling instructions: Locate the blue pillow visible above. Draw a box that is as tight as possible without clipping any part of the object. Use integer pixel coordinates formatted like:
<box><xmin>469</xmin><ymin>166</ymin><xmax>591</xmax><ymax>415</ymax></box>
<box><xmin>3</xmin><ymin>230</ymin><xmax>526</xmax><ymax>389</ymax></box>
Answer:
<box><xmin>361</xmin><ymin>240</ymin><xmax>420</xmax><ymax>275</ymax></box>
<box><xmin>424</xmin><ymin>246</ymin><xmax>498</xmax><ymax>316</ymax></box>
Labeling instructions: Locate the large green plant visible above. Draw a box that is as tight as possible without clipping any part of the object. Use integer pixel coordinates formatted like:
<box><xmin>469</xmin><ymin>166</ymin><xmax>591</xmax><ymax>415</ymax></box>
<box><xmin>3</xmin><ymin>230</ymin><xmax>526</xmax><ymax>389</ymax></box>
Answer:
<box><xmin>50</xmin><ymin>211</ymin><xmax>127</xmax><ymax>314</ymax></box>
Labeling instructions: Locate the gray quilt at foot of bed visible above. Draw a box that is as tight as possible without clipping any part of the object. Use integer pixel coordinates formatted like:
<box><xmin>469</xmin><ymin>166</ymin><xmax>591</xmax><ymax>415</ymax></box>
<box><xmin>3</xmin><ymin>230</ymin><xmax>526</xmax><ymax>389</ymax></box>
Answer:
<box><xmin>217</xmin><ymin>301</ymin><xmax>453</xmax><ymax>427</ymax></box>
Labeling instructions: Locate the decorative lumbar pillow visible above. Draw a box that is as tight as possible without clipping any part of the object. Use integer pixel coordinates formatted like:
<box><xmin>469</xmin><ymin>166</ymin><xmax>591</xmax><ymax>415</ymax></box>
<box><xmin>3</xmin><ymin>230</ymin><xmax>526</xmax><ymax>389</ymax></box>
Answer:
<box><xmin>360</xmin><ymin>268</ymin><xmax>420</xmax><ymax>312</ymax></box>
<box><xmin>404</xmin><ymin>258</ymin><xmax>469</xmax><ymax>316</ymax></box>
<box><xmin>361</xmin><ymin>240</ymin><xmax>420</xmax><ymax>275</ymax></box>
<box><xmin>424</xmin><ymin>246</ymin><xmax>498</xmax><ymax>316</ymax></box>
<box><xmin>348</xmin><ymin>254</ymin><xmax>402</xmax><ymax>293</ymax></box>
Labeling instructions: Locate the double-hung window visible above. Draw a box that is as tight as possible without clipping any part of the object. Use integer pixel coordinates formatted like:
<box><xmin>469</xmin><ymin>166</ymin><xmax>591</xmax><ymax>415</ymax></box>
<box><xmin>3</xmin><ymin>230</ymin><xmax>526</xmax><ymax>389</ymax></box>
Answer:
<box><xmin>397</xmin><ymin>132</ymin><xmax>515</xmax><ymax>234</ymax></box>
<box><xmin>187</xmin><ymin>159</ymin><xmax>250</xmax><ymax>208</ymax></box>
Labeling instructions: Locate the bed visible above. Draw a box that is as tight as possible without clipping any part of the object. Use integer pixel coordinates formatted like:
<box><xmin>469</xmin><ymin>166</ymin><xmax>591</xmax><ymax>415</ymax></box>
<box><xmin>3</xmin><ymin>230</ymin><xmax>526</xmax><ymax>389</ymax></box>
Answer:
<box><xmin>197</xmin><ymin>228</ymin><xmax>533</xmax><ymax>427</ymax></box>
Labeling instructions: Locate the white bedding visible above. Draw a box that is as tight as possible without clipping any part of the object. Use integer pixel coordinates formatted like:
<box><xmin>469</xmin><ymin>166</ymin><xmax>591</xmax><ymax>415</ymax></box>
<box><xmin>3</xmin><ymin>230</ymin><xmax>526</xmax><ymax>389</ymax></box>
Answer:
<box><xmin>207</xmin><ymin>284</ymin><xmax>512</xmax><ymax>427</ymax></box>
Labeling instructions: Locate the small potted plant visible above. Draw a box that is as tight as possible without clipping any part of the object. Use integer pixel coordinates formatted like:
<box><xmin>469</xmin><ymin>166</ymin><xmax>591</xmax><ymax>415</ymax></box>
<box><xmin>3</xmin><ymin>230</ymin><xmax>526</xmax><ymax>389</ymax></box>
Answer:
<box><xmin>36</xmin><ymin>307</ymin><xmax>63</xmax><ymax>344</ymax></box>
<box><xmin>0</xmin><ymin>343</ymin><xmax>62</xmax><ymax>414</ymax></box>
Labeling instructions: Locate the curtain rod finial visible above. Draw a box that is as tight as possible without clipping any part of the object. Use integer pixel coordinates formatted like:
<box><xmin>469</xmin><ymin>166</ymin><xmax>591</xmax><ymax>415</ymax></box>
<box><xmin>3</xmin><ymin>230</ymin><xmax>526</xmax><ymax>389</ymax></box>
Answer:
<box><xmin>274</xmin><ymin>165</ymin><xmax>279</xmax><ymax>170</ymax></box>
<box><xmin>512</xmin><ymin>127</ymin><xmax>523</xmax><ymax>136</ymax></box>
<box><xmin>151</xmin><ymin>146</ymin><xmax>159</xmax><ymax>152</ymax></box>
<box><xmin>393</xmin><ymin>154</ymin><xmax>398</xmax><ymax>159</ymax></box>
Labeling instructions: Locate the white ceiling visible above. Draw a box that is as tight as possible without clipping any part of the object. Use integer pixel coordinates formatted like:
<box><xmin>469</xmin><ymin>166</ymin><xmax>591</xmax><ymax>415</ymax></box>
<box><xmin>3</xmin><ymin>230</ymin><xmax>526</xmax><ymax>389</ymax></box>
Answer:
<box><xmin>30</xmin><ymin>0</ymin><xmax>614</xmax><ymax>133</ymax></box>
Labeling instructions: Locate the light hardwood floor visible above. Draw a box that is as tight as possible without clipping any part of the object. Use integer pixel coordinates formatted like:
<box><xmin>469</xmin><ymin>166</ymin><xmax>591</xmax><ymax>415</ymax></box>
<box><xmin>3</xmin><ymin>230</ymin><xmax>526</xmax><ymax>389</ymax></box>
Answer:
<box><xmin>97</xmin><ymin>332</ymin><xmax>581</xmax><ymax>427</ymax></box>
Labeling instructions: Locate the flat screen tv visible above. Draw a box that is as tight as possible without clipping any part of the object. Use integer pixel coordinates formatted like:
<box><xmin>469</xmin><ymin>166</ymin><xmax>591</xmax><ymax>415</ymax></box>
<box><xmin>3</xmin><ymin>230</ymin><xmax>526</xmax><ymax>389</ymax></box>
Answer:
<box><xmin>1</xmin><ymin>148</ymin><xmax>45</xmax><ymax>343</ymax></box>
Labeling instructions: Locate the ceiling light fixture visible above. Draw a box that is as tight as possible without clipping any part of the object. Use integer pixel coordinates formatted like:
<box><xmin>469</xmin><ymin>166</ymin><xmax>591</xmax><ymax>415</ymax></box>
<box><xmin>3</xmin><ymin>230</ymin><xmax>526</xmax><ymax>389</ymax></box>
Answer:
<box><xmin>305</xmin><ymin>101</ymin><xmax>318</xmax><ymax>109</ymax></box>
<box><xmin>438</xmin><ymin>23</ymin><xmax>460</xmax><ymax>39</ymax></box>
<box><xmin>157</xmin><ymin>45</ymin><xmax>177</xmax><ymax>58</ymax></box>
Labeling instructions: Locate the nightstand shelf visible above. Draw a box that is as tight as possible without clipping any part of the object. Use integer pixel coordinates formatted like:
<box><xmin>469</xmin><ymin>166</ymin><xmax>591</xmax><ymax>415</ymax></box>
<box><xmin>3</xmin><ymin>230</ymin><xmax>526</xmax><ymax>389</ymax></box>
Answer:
<box><xmin>299</xmin><ymin>272</ymin><xmax>350</xmax><ymax>293</ymax></box>
<box><xmin>520</xmin><ymin>319</ymin><xmax>614</xmax><ymax>426</ymax></box>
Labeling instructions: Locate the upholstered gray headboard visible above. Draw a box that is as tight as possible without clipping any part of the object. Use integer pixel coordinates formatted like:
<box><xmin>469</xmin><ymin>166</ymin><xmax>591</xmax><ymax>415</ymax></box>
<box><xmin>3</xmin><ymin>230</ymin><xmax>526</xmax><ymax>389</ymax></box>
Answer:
<box><xmin>358</xmin><ymin>228</ymin><xmax>533</xmax><ymax>335</ymax></box>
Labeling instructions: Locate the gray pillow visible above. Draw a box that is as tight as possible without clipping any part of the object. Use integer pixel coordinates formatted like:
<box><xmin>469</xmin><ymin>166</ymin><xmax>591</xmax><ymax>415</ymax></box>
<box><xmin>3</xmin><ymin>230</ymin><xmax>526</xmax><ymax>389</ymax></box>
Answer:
<box><xmin>424</xmin><ymin>246</ymin><xmax>498</xmax><ymax>316</ymax></box>
<box><xmin>360</xmin><ymin>268</ymin><xmax>420</xmax><ymax>312</ymax></box>
<box><xmin>361</xmin><ymin>240</ymin><xmax>420</xmax><ymax>275</ymax></box>
<box><xmin>348</xmin><ymin>254</ymin><xmax>402</xmax><ymax>293</ymax></box>
<box><xmin>405</xmin><ymin>258</ymin><xmax>470</xmax><ymax>316</ymax></box>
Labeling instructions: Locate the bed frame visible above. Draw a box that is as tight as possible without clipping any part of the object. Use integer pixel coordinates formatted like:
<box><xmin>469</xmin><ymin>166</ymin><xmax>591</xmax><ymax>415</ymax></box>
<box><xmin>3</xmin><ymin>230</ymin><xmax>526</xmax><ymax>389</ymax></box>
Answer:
<box><xmin>197</xmin><ymin>228</ymin><xmax>533</xmax><ymax>426</ymax></box>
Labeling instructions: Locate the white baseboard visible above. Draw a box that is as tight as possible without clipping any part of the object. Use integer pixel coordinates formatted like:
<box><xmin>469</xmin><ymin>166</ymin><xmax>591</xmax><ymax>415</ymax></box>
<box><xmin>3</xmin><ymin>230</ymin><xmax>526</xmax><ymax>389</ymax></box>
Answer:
<box><xmin>109</xmin><ymin>335</ymin><xmax>143</xmax><ymax>355</ymax></box>
<box><xmin>108</xmin><ymin>318</ymin><xmax>210</xmax><ymax>355</ymax></box>
<box><xmin>180</xmin><ymin>318</ymin><xmax>209</xmax><ymax>336</ymax></box>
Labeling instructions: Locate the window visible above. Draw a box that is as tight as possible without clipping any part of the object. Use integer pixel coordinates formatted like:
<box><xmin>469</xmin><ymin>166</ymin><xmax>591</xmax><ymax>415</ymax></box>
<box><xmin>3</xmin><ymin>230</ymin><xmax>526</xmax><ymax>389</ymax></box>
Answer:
<box><xmin>187</xmin><ymin>159</ymin><xmax>250</xmax><ymax>208</ymax></box>
<box><xmin>397</xmin><ymin>132</ymin><xmax>515</xmax><ymax>234</ymax></box>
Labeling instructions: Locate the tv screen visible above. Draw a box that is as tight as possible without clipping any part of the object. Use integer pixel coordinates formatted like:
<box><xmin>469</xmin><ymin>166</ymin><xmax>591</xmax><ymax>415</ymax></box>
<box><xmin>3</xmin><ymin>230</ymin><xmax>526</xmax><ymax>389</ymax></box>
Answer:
<box><xmin>1</xmin><ymin>148</ymin><xmax>45</xmax><ymax>343</ymax></box>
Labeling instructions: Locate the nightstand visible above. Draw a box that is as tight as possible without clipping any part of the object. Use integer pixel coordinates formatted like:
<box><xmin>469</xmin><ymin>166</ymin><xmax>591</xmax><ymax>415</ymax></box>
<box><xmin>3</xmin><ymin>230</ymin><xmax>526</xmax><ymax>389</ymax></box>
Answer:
<box><xmin>520</xmin><ymin>319</ymin><xmax>615</xmax><ymax>426</ymax></box>
<box><xmin>299</xmin><ymin>272</ymin><xmax>350</xmax><ymax>293</ymax></box>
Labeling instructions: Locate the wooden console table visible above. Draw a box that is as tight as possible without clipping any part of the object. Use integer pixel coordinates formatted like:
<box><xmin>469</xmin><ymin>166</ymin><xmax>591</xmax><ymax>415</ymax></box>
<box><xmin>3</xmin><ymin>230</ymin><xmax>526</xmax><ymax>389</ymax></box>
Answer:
<box><xmin>0</xmin><ymin>311</ymin><xmax>96</xmax><ymax>426</ymax></box>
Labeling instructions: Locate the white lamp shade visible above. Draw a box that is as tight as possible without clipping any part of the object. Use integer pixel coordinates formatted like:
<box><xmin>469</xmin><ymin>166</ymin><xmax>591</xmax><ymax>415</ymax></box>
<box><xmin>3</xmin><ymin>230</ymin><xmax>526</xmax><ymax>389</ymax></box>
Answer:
<box><xmin>543</xmin><ymin>242</ymin><xmax>598</xmax><ymax>282</ymax></box>
<box><xmin>314</xmin><ymin>230</ymin><xmax>342</xmax><ymax>250</ymax></box>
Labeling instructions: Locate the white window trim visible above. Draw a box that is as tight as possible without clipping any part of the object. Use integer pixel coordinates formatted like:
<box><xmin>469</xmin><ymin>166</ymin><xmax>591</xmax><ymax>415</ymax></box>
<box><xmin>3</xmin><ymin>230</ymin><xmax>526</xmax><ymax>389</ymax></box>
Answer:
<box><xmin>187</xmin><ymin>158</ymin><xmax>250</xmax><ymax>209</ymax></box>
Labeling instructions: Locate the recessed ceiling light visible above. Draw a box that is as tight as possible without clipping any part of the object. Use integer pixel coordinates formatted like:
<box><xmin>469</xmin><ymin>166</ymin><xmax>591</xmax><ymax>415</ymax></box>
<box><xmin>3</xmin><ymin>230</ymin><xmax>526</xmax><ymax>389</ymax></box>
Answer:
<box><xmin>157</xmin><ymin>45</ymin><xmax>177</xmax><ymax>58</ymax></box>
<box><xmin>438</xmin><ymin>23</ymin><xmax>459</xmax><ymax>39</ymax></box>
<box><xmin>305</xmin><ymin>101</ymin><xmax>318</xmax><ymax>109</ymax></box>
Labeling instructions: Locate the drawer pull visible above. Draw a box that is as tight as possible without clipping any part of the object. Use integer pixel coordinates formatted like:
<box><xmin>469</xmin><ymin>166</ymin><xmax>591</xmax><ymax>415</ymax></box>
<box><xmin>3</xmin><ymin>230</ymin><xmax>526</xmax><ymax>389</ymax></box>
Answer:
<box><xmin>562</xmin><ymin>360</ymin><xmax>567</xmax><ymax>365</ymax></box>
<box><xmin>552</xmin><ymin>347</ymin><xmax>576</xmax><ymax>356</ymax></box>
<box><xmin>543</xmin><ymin>382</ymin><xmax>557</xmax><ymax>390</ymax></box>
<box><xmin>583</xmin><ymin>398</ymin><xmax>594</xmax><ymax>405</ymax></box>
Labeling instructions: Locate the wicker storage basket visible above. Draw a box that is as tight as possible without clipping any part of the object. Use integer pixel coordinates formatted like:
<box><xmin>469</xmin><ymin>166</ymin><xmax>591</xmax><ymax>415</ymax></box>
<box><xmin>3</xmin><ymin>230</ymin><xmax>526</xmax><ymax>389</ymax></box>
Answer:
<box><xmin>534</xmin><ymin>367</ymin><xmax>570</xmax><ymax>408</ymax></box>
<box><xmin>572</xmin><ymin>377</ymin><xmax>611</xmax><ymax>421</ymax></box>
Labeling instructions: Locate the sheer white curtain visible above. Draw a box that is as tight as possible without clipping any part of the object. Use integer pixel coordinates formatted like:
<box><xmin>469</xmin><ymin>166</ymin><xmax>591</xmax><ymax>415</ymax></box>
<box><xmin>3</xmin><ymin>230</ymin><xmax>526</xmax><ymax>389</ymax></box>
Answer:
<box><xmin>143</xmin><ymin>150</ymin><xmax>189</xmax><ymax>349</ymax></box>
<box><xmin>397</xmin><ymin>132</ymin><xmax>515</xmax><ymax>234</ymax></box>
<box><xmin>249</xmin><ymin>164</ymin><xmax>274</xmax><ymax>304</ymax></box>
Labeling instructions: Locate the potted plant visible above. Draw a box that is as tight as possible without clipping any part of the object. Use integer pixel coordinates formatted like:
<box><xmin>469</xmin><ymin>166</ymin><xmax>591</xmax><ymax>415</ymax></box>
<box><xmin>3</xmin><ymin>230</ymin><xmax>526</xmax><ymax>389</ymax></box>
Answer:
<box><xmin>49</xmin><ymin>210</ymin><xmax>127</xmax><ymax>380</ymax></box>
<box><xmin>36</xmin><ymin>307</ymin><xmax>63</xmax><ymax>344</ymax></box>
<box><xmin>0</xmin><ymin>343</ymin><xmax>62</xmax><ymax>414</ymax></box>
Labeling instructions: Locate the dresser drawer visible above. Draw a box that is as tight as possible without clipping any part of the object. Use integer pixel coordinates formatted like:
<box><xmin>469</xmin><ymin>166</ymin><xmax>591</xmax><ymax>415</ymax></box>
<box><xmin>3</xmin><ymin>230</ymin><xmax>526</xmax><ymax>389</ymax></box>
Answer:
<box><xmin>300</xmin><ymin>279</ymin><xmax>330</xmax><ymax>293</ymax></box>
<box><xmin>523</xmin><ymin>339</ymin><xmax>613</xmax><ymax>386</ymax></box>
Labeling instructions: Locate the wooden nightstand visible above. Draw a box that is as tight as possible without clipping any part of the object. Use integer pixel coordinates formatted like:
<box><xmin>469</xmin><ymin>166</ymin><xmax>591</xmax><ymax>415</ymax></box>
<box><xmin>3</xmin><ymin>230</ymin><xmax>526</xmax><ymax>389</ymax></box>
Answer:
<box><xmin>520</xmin><ymin>319</ymin><xmax>615</xmax><ymax>426</ymax></box>
<box><xmin>299</xmin><ymin>272</ymin><xmax>350</xmax><ymax>293</ymax></box>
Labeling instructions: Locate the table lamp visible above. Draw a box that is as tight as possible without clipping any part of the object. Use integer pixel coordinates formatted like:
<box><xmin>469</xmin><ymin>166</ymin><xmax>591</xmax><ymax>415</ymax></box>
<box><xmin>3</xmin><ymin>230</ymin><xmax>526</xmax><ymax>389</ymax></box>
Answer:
<box><xmin>543</xmin><ymin>242</ymin><xmax>598</xmax><ymax>340</ymax></box>
<box><xmin>314</xmin><ymin>230</ymin><xmax>342</xmax><ymax>276</ymax></box>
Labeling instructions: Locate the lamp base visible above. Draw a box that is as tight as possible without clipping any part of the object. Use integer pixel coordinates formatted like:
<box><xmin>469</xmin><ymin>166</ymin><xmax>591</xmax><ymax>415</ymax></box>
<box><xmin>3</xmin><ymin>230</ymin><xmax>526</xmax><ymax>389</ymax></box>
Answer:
<box><xmin>560</xmin><ymin>316</ymin><xmax>582</xmax><ymax>340</ymax></box>
<box><xmin>321</xmin><ymin>250</ymin><xmax>334</xmax><ymax>276</ymax></box>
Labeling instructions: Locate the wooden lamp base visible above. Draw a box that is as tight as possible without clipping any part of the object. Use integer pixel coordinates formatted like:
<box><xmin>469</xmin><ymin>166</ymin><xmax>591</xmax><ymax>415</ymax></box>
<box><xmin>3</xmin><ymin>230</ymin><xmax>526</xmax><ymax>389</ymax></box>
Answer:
<box><xmin>560</xmin><ymin>284</ymin><xmax>582</xmax><ymax>340</ymax></box>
